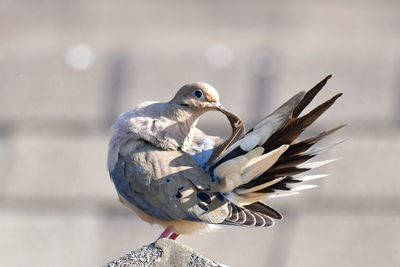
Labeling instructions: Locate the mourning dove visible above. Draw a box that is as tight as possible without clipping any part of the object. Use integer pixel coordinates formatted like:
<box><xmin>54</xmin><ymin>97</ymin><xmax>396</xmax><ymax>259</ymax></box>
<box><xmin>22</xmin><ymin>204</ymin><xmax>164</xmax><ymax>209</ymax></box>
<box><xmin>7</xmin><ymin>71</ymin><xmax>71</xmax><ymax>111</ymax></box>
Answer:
<box><xmin>108</xmin><ymin>75</ymin><xmax>343</xmax><ymax>240</ymax></box>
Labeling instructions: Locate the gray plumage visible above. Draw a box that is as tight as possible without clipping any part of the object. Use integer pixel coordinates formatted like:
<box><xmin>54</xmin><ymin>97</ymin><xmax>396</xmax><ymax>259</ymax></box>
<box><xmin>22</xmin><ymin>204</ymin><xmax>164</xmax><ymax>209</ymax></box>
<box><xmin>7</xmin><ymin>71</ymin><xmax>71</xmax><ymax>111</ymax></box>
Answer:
<box><xmin>108</xmin><ymin>77</ymin><xmax>343</xmax><ymax>236</ymax></box>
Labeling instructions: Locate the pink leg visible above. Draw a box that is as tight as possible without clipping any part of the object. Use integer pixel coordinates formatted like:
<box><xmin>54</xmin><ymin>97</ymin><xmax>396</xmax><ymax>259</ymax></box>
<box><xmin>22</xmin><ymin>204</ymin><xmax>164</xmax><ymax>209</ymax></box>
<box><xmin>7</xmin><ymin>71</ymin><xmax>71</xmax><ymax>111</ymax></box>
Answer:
<box><xmin>157</xmin><ymin>227</ymin><xmax>172</xmax><ymax>240</ymax></box>
<box><xmin>169</xmin><ymin>233</ymin><xmax>180</xmax><ymax>240</ymax></box>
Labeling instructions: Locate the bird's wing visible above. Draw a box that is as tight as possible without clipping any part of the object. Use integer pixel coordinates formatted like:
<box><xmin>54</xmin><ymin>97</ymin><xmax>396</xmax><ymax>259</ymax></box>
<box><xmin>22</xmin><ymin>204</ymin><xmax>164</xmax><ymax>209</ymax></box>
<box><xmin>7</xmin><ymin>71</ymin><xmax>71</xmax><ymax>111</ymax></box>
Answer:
<box><xmin>110</xmin><ymin>139</ymin><xmax>231</xmax><ymax>224</ymax></box>
<box><xmin>111</xmin><ymin>139</ymin><xmax>276</xmax><ymax>227</ymax></box>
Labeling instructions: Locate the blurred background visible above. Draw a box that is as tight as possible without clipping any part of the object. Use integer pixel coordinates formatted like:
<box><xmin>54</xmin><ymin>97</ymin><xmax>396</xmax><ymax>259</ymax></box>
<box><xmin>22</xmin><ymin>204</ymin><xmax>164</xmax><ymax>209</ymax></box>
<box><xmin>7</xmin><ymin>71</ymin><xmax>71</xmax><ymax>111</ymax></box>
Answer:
<box><xmin>1</xmin><ymin>0</ymin><xmax>399</xmax><ymax>266</ymax></box>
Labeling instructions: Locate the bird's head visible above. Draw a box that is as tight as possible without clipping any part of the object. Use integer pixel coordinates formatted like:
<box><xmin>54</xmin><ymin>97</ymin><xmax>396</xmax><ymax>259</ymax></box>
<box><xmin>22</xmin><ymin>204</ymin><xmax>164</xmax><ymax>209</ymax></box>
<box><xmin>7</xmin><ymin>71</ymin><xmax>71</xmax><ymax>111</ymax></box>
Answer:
<box><xmin>169</xmin><ymin>82</ymin><xmax>224</xmax><ymax>113</ymax></box>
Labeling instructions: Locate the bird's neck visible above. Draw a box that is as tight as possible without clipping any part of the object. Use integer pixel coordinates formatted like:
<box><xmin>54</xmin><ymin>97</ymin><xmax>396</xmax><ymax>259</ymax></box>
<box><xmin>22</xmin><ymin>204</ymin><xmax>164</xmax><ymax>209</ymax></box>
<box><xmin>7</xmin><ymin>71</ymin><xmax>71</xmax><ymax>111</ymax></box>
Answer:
<box><xmin>163</xmin><ymin>106</ymin><xmax>202</xmax><ymax>150</ymax></box>
<box><xmin>122</xmin><ymin>102</ymin><xmax>203</xmax><ymax>151</ymax></box>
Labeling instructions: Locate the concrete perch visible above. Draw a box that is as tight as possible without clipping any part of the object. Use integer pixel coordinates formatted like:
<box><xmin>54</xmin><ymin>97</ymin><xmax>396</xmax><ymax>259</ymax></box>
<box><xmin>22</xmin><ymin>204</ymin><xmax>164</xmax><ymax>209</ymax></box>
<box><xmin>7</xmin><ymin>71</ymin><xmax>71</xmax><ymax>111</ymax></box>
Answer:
<box><xmin>104</xmin><ymin>238</ymin><xmax>228</xmax><ymax>267</ymax></box>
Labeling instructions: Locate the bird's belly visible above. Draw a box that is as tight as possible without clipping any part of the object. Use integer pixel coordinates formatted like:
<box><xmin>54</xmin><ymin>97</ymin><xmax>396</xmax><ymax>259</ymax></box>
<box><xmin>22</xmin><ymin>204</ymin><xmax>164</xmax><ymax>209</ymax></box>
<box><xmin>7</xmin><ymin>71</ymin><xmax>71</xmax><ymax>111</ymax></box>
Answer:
<box><xmin>117</xmin><ymin>193</ymin><xmax>218</xmax><ymax>235</ymax></box>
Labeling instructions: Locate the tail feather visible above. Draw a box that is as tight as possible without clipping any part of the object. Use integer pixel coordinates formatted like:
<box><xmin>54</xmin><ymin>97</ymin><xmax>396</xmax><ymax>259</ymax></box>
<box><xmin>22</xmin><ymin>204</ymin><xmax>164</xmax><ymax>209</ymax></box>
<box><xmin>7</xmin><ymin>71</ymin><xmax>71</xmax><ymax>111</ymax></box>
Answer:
<box><xmin>244</xmin><ymin>201</ymin><xmax>282</xmax><ymax>219</ymax></box>
<box><xmin>268</xmin><ymin>180</ymin><xmax>318</xmax><ymax>191</ymax></box>
<box><xmin>223</xmin><ymin>202</ymin><xmax>275</xmax><ymax>227</ymax></box>
<box><xmin>306</xmin><ymin>140</ymin><xmax>345</xmax><ymax>156</ymax></box>
<box><xmin>227</xmin><ymin>204</ymin><xmax>239</xmax><ymax>222</ymax></box>
<box><xmin>211</xmin><ymin>91</ymin><xmax>305</xmax><ymax>166</ymax></box>
<box><xmin>253</xmin><ymin>212</ymin><xmax>270</xmax><ymax>226</ymax></box>
<box><xmin>272</xmin><ymin>154</ymin><xmax>316</xmax><ymax>169</ymax></box>
<box><xmin>242</xmin><ymin>210</ymin><xmax>257</xmax><ymax>226</ymax></box>
<box><xmin>292</xmin><ymin>74</ymin><xmax>332</xmax><ymax>118</ymax></box>
<box><xmin>261</xmin><ymin>166</ymin><xmax>311</xmax><ymax>179</ymax></box>
<box><xmin>283</xmin><ymin>125</ymin><xmax>346</xmax><ymax>157</ymax></box>
<box><xmin>208</xmin><ymin>75</ymin><xmax>343</xmax><ymax>228</ymax></box>
<box><xmin>241</xmin><ymin>145</ymin><xmax>289</xmax><ymax>184</ymax></box>
<box><xmin>298</xmin><ymin>158</ymin><xmax>339</xmax><ymax>169</ymax></box>
<box><xmin>234</xmin><ymin>176</ymin><xmax>285</xmax><ymax>195</ymax></box>
<box><xmin>213</xmin><ymin>145</ymin><xmax>288</xmax><ymax>192</ymax></box>
<box><xmin>229</xmin><ymin>191</ymin><xmax>271</xmax><ymax>205</ymax></box>
<box><xmin>236</xmin><ymin>208</ymin><xmax>247</xmax><ymax>224</ymax></box>
<box><xmin>239</xmin><ymin>157</ymin><xmax>338</xmax><ymax>195</ymax></box>
<box><xmin>262</xmin><ymin>93</ymin><xmax>342</xmax><ymax>152</ymax></box>
<box><xmin>270</xmin><ymin>139</ymin><xmax>344</xmax><ymax>169</ymax></box>
<box><xmin>297</xmin><ymin>174</ymin><xmax>329</xmax><ymax>182</ymax></box>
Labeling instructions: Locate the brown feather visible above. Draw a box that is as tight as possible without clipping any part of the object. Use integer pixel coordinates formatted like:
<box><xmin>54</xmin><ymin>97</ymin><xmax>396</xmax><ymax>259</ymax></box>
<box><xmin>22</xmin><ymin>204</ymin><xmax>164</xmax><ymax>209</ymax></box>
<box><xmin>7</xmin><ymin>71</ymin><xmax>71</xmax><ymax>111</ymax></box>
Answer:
<box><xmin>239</xmin><ymin>166</ymin><xmax>310</xmax><ymax>189</ymax></box>
<box><xmin>236</xmin><ymin>208</ymin><xmax>247</xmax><ymax>224</ymax></box>
<box><xmin>224</xmin><ymin>204</ymin><xmax>275</xmax><ymax>227</ymax></box>
<box><xmin>262</xmin><ymin>166</ymin><xmax>311</xmax><ymax>179</ymax></box>
<box><xmin>263</xmin><ymin>93</ymin><xmax>342</xmax><ymax>152</ymax></box>
<box><xmin>252</xmin><ymin>212</ymin><xmax>268</xmax><ymax>227</ymax></box>
<box><xmin>228</xmin><ymin>204</ymin><xmax>239</xmax><ymax>222</ymax></box>
<box><xmin>283</xmin><ymin>124</ymin><xmax>346</xmax><ymax>157</ymax></box>
<box><xmin>292</xmin><ymin>75</ymin><xmax>332</xmax><ymax>118</ymax></box>
<box><xmin>244</xmin><ymin>201</ymin><xmax>282</xmax><ymax>219</ymax></box>
<box><xmin>257</xmin><ymin>213</ymin><xmax>274</xmax><ymax>226</ymax></box>
<box><xmin>223</xmin><ymin>202</ymin><xmax>277</xmax><ymax>227</ymax></box>
<box><xmin>242</xmin><ymin>210</ymin><xmax>257</xmax><ymax>226</ymax></box>
<box><xmin>269</xmin><ymin>180</ymin><xmax>293</xmax><ymax>190</ymax></box>
<box><xmin>272</xmin><ymin>154</ymin><xmax>316</xmax><ymax>169</ymax></box>
<box><xmin>207</xmin><ymin>108</ymin><xmax>245</xmax><ymax>165</ymax></box>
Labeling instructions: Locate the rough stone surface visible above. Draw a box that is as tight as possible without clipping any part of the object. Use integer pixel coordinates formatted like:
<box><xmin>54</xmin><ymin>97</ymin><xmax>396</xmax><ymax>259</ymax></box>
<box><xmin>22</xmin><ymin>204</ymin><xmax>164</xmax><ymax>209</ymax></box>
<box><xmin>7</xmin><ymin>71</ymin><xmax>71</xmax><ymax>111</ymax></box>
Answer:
<box><xmin>105</xmin><ymin>239</ymin><xmax>226</xmax><ymax>267</ymax></box>
<box><xmin>105</xmin><ymin>245</ymin><xmax>162</xmax><ymax>267</ymax></box>
<box><xmin>187</xmin><ymin>254</ymin><xmax>227</xmax><ymax>267</ymax></box>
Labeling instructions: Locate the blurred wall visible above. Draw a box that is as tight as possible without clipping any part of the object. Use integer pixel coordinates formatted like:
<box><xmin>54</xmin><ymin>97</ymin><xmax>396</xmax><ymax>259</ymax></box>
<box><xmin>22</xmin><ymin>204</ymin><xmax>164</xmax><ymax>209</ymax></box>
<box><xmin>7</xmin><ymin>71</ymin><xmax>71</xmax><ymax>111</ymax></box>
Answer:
<box><xmin>0</xmin><ymin>1</ymin><xmax>399</xmax><ymax>266</ymax></box>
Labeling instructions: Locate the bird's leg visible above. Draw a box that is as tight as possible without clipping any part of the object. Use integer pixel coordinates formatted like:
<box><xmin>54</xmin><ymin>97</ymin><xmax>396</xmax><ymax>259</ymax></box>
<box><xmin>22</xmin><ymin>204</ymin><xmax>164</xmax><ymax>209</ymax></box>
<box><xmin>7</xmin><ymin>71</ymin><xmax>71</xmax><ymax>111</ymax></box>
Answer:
<box><xmin>169</xmin><ymin>233</ymin><xmax>180</xmax><ymax>240</ymax></box>
<box><xmin>157</xmin><ymin>227</ymin><xmax>172</xmax><ymax>240</ymax></box>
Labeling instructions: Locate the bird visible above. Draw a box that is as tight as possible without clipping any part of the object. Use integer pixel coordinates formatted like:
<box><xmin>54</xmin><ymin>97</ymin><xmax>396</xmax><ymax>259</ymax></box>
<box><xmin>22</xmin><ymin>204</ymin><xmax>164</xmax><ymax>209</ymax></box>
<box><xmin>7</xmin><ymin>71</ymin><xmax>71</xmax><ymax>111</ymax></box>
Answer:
<box><xmin>107</xmin><ymin>75</ymin><xmax>344</xmax><ymax>241</ymax></box>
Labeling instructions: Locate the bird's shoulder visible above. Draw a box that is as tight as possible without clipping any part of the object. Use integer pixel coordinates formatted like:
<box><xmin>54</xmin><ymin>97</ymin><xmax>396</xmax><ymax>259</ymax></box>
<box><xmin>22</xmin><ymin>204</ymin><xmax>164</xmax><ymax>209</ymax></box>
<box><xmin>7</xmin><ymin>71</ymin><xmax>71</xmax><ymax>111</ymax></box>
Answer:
<box><xmin>117</xmin><ymin>139</ymin><xmax>211</xmax><ymax>188</ymax></box>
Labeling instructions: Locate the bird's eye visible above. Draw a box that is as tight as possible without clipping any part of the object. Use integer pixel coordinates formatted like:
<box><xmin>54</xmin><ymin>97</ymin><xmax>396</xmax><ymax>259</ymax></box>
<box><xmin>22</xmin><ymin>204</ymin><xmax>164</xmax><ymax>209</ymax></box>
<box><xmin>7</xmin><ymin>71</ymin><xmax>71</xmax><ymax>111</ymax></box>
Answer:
<box><xmin>193</xmin><ymin>89</ymin><xmax>204</xmax><ymax>99</ymax></box>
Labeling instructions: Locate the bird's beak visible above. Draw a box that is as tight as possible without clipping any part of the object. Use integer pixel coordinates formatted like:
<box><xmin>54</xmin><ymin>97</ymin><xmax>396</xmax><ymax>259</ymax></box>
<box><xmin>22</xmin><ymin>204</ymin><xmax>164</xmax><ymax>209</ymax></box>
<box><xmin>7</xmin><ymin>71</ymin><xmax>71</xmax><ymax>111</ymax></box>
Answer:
<box><xmin>203</xmin><ymin>102</ymin><xmax>223</xmax><ymax>112</ymax></box>
<box><xmin>208</xmin><ymin>102</ymin><xmax>224</xmax><ymax>111</ymax></box>
<box><xmin>214</xmin><ymin>103</ymin><xmax>229</xmax><ymax>115</ymax></box>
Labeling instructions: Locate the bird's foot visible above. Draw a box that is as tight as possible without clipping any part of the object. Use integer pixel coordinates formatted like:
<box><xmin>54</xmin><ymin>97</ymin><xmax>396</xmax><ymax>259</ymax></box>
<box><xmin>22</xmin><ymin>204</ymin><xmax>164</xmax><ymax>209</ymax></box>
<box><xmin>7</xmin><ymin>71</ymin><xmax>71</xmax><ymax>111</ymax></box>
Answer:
<box><xmin>157</xmin><ymin>227</ymin><xmax>172</xmax><ymax>240</ymax></box>
<box><xmin>169</xmin><ymin>233</ymin><xmax>180</xmax><ymax>240</ymax></box>
<box><xmin>156</xmin><ymin>227</ymin><xmax>180</xmax><ymax>241</ymax></box>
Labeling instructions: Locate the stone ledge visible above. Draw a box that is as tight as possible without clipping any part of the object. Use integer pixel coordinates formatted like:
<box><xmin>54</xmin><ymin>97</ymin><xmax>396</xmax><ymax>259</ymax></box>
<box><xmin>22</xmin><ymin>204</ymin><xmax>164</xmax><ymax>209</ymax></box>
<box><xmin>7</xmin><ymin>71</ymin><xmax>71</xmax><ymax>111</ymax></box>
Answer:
<box><xmin>104</xmin><ymin>238</ymin><xmax>227</xmax><ymax>267</ymax></box>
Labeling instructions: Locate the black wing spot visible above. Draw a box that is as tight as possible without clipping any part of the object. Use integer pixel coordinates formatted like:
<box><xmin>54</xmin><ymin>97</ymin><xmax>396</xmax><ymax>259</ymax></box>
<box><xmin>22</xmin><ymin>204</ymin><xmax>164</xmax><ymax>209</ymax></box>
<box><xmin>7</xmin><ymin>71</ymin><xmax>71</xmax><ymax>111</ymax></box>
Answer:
<box><xmin>198</xmin><ymin>202</ymin><xmax>209</xmax><ymax>211</ymax></box>
<box><xmin>197</xmin><ymin>192</ymin><xmax>212</xmax><ymax>204</ymax></box>
<box><xmin>215</xmin><ymin>192</ymin><xmax>225</xmax><ymax>201</ymax></box>
<box><xmin>175</xmin><ymin>191</ymin><xmax>183</xmax><ymax>199</ymax></box>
